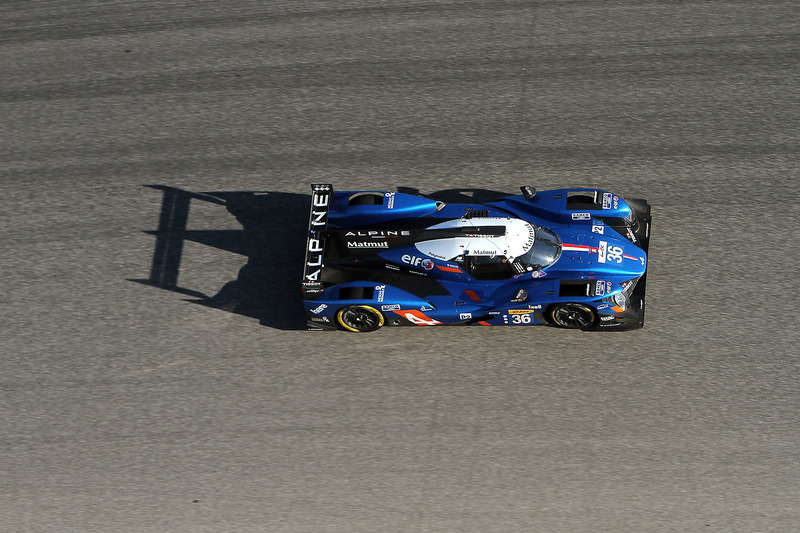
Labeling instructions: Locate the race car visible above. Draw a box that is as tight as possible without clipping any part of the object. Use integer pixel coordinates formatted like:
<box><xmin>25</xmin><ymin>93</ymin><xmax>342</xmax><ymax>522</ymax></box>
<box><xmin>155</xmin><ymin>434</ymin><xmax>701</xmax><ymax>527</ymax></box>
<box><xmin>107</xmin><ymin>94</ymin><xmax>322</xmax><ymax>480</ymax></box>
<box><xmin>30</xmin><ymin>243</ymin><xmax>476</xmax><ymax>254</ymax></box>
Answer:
<box><xmin>302</xmin><ymin>184</ymin><xmax>651</xmax><ymax>332</ymax></box>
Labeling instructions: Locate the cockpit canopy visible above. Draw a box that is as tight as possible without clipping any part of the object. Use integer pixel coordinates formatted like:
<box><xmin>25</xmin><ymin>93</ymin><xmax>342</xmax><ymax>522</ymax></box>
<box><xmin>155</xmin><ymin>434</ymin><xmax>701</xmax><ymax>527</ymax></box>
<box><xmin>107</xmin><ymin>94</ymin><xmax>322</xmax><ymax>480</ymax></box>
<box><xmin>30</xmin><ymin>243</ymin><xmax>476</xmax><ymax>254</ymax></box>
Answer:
<box><xmin>414</xmin><ymin>217</ymin><xmax>562</xmax><ymax>279</ymax></box>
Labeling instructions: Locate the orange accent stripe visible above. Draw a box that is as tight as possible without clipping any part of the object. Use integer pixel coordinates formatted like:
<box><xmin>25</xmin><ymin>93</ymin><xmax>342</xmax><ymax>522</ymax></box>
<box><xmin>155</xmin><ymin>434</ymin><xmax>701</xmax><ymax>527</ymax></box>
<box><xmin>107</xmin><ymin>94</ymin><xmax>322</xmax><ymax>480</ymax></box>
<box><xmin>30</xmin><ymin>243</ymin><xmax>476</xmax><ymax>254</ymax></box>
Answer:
<box><xmin>436</xmin><ymin>265</ymin><xmax>462</xmax><ymax>273</ymax></box>
<box><xmin>464</xmin><ymin>290</ymin><xmax>481</xmax><ymax>301</ymax></box>
<box><xmin>477</xmin><ymin>321</ymin><xmax>491</xmax><ymax>326</ymax></box>
<box><xmin>610</xmin><ymin>306</ymin><xmax>625</xmax><ymax>313</ymax></box>
<box><xmin>391</xmin><ymin>309</ymin><xmax>442</xmax><ymax>325</ymax></box>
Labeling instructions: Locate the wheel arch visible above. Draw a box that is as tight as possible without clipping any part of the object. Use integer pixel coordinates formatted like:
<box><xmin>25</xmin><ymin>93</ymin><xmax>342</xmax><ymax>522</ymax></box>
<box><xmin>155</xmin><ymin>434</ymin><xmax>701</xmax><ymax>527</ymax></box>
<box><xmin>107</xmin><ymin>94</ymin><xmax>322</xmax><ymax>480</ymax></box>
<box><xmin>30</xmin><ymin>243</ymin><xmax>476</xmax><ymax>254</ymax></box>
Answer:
<box><xmin>545</xmin><ymin>302</ymin><xmax>599</xmax><ymax>330</ymax></box>
<box><xmin>335</xmin><ymin>304</ymin><xmax>385</xmax><ymax>333</ymax></box>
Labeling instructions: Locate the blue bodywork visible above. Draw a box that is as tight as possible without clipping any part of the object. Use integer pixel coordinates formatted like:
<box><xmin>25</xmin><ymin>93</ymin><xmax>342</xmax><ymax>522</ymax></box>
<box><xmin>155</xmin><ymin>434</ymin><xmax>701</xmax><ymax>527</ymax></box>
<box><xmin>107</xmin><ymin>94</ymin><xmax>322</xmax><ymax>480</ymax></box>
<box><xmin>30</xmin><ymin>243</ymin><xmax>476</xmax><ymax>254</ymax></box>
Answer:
<box><xmin>303</xmin><ymin>184</ymin><xmax>651</xmax><ymax>331</ymax></box>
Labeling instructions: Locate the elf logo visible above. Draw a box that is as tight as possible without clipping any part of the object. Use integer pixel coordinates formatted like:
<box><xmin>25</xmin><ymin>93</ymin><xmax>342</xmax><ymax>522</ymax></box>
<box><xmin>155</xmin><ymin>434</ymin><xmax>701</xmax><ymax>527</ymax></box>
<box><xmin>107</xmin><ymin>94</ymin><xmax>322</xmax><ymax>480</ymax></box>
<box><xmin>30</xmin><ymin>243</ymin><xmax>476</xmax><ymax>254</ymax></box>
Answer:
<box><xmin>401</xmin><ymin>254</ymin><xmax>434</xmax><ymax>270</ymax></box>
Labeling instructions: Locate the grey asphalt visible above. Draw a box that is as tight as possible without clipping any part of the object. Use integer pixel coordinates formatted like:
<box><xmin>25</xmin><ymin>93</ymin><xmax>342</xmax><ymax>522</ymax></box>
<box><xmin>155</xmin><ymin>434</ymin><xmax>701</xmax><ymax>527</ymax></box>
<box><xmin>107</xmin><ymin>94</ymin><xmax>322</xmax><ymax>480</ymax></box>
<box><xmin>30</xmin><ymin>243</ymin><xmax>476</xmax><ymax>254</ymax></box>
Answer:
<box><xmin>2</xmin><ymin>1</ymin><xmax>799</xmax><ymax>531</ymax></box>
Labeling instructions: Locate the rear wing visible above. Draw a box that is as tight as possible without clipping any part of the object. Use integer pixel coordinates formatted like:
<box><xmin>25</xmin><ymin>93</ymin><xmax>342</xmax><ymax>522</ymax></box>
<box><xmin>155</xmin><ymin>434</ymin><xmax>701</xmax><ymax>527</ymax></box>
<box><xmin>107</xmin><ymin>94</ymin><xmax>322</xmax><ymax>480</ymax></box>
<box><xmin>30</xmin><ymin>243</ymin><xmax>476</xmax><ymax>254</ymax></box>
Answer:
<box><xmin>302</xmin><ymin>184</ymin><xmax>333</xmax><ymax>299</ymax></box>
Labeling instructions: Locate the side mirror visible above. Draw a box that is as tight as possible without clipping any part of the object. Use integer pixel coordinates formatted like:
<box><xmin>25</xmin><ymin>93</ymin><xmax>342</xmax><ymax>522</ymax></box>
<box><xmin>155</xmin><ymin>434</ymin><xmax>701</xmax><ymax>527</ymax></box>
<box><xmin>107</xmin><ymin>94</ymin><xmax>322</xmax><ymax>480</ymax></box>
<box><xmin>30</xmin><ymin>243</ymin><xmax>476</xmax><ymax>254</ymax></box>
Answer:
<box><xmin>520</xmin><ymin>186</ymin><xmax>536</xmax><ymax>200</ymax></box>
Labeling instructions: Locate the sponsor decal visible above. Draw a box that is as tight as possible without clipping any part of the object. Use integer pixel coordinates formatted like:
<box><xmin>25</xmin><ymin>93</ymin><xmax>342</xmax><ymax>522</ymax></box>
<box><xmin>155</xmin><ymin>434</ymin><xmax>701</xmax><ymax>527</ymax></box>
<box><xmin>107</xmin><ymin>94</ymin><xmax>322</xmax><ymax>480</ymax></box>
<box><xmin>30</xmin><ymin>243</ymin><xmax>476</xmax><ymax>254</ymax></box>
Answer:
<box><xmin>309</xmin><ymin>185</ymin><xmax>331</xmax><ymax>230</ymax></box>
<box><xmin>509</xmin><ymin>309</ymin><xmax>535</xmax><ymax>315</ymax></box>
<box><xmin>571</xmin><ymin>212</ymin><xmax>591</xmax><ymax>220</ymax></box>
<box><xmin>305</xmin><ymin>236</ymin><xmax>324</xmax><ymax>281</ymax></box>
<box><xmin>401</xmin><ymin>254</ymin><xmax>434</xmax><ymax>270</ymax></box>
<box><xmin>597</xmin><ymin>303</ymin><xmax>610</xmax><ymax>310</ymax></box>
<box><xmin>525</xmin><ymin>223</ymin><xmax>536</xmax><ymax>250</ymax></box>
<box><xmin>640</xmin><ymin>256</ymin><xmax>646</xmax><ymax>266</ymax></box>
<box><xmin>459</xmin><ymin>313</ymin><xmax>472</xmax><ymax>320</ymax></box>
<box><xmin>303</xmin><ymin>282</ymin><xmax>324</xmax><ymax>297</ymax></box>
<box><xmin>601</xmin><ymin>315</ymin><xmax>615</xmax><ymax>322</ymax></box>
<box><xmin>602</xmin><ymin>192</ymin><xmax>613</xmax><ymax>209</ymax></box>
<box><xmin>381</xmin><ymin>304</ymin><xmax>401</xmax><ymax>311</ymax></box>
<box><xmin>310</xmin><ymin>303</ymin><xmax>328</xmax><ymax>314</ymax></box>
<box><xmin>347</xmin><ymin>241</ymin><xmax>389</xmax><ymax>248</ymax></box>
<box><xmin>597</xmin><ymin>241</ymin><xmax>608</xmax><ymax>263</ymax></box>
<box><xmin>375</xmin><ymin>285</ymin><xmax>386</xmax><ymax>302</ymax></box>
<box><xmin>310</xmin><ymin>316</ymin><xmax>331</xmax><ymax>323</ymax></box>
<box><xmin>574</xmin><ymin>241</ymin><xmax>625</xmax><ymax>264</ymax></box>
<box><xmin>515</xmin><ymin>269</ymin><xmax>543</xmax><ymax>279</ymax></box>
<box><xmin>385</xmin><ymin>192</ymin><xmax>395</xmax><ymax>209</ymax></box>
<box><xmin>613</xmin><ymin>196</ymin><xmax>619</xmax><ymax>209</ymax></box>
<box><xmin>607</xmin><ymin>281</ymin><xmax>612</xmax><ymax>294</ymax></box>
<box><xmin>528</xmin><ymin>304</ymin><xmax>543</xmax><ymax>310</ymax></box>
<box><xmin>595</xmin><ymin>280</ymin><xmax>606</xmax><ymax>296</ymax></box>
<box><xmin>304</xmin><ymin>187</ymin><xmax>331</xmax><ymax>283</ymax></box>
<box><xmin>592</xmin><ymin>225</ymin><xmax>605</xmax><ymax>235</ymax></box>
<box><xmin>345</xmin><ymin>230</ymin><xmax>410</xmax><ymax>238</ymax></box>
<box><xmin>385</xmin><ymin>263</ymin><xmax>400</xmax><ymax>271</ymax></box>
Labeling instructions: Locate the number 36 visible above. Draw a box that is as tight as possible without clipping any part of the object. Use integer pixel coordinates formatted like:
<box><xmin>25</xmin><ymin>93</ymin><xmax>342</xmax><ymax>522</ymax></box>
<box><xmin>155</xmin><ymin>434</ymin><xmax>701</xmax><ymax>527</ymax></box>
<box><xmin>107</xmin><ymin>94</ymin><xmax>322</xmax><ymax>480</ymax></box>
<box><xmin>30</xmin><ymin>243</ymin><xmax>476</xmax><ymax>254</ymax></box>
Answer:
<box><xmin>607</xmin><ymin>245</ymin><xmax>623</xmax><ymax>263</ymax></box>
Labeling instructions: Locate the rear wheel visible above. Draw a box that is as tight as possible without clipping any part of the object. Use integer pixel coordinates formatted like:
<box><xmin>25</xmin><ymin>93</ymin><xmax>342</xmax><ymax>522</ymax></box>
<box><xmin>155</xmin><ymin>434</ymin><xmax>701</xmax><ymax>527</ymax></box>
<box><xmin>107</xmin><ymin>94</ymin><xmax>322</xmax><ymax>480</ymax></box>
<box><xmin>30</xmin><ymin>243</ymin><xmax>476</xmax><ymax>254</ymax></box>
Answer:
<box><xmin>336</xmin><ymin>305</ymin><xmax>384</xmax><ymax>332</ymax></box>
<box><xmin>549</xmin><ymin>303</ymin><xmax>597</xmax><ymax>329</ymax></box>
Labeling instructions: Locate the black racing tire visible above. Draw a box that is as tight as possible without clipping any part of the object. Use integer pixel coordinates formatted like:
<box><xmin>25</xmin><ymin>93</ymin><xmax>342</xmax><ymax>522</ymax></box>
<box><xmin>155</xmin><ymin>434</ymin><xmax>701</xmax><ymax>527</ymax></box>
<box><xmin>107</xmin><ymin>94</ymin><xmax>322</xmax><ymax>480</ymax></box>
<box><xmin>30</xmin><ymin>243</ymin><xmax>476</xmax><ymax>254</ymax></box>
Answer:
<box><xmin>549</xmin><ymin>303</ymin><xmax>597</xmax><ymax>330</ymax></box>
<box><xmin>335</xmin><ymin>305</ymin><xmax>385</xmax><ymax>333</ymax></box>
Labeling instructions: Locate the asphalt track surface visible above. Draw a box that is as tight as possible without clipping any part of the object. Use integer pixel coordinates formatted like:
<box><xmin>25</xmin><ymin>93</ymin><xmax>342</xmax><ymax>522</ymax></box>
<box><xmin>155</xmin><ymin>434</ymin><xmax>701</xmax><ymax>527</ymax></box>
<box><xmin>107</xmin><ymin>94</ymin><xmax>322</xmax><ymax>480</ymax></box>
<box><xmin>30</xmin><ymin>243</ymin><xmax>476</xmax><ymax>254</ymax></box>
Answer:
<box><xmin>3</xmin><ymin>2</ymin><xmax>800</xmax><ymax>531</ymax></box>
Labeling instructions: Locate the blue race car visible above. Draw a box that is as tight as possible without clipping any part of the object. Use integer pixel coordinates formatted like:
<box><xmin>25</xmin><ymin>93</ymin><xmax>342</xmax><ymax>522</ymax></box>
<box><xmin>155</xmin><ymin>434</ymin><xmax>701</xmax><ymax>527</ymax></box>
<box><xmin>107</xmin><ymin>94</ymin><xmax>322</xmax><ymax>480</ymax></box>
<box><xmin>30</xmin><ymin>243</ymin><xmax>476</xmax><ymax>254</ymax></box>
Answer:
<box><xmin>302</xmin><ymin>184</ymin><xmax>651</xmax><ymax>332</ymax></box>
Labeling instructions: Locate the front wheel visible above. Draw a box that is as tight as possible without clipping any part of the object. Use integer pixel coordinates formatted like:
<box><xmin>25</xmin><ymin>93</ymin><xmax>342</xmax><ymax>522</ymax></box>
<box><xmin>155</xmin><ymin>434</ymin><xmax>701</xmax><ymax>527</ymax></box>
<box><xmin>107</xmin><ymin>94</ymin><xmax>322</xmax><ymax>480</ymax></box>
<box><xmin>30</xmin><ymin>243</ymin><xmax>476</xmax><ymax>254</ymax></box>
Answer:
<box><xmin>549</xmin><ymin>303</ymin><xmax>597</xmax><ymax>330</ymax></box>
<box><xmin>335</xmin><ymin>305</ymin><xmax>384</xmax><ymax>332</ymax></box>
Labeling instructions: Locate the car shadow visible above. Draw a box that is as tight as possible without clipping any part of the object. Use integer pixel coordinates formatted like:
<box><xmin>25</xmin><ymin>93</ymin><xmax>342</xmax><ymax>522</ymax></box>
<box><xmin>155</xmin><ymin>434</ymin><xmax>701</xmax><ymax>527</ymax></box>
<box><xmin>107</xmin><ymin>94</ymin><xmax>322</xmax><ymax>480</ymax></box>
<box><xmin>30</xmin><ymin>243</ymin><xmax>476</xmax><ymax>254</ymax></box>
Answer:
<box><xmin>133</xmin><ymin>185</ymin><xmax>516</xmax><ymax>330</ymax></box>
<box><xmin>131</xmin><ymin>185</ymin><xmax>310</xmax><ymax>330</ymax></box>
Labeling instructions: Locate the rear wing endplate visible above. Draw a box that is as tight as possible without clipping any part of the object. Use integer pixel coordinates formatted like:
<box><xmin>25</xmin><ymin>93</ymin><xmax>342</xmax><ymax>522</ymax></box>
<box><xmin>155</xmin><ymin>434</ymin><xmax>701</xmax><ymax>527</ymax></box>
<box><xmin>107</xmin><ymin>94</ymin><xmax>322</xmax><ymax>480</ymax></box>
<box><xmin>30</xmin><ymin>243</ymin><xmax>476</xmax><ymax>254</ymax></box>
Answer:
<box><xmin>302</xmin><ymin>184</ymin><xmax>333</xmax><ymax>298</ymax></box>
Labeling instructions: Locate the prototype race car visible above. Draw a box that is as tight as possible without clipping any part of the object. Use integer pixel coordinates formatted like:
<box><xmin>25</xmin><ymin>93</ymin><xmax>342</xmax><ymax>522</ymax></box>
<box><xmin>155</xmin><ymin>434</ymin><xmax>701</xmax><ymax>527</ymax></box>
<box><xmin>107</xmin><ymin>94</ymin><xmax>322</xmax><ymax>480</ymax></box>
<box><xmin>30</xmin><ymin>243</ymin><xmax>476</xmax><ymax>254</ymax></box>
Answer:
<box><xmin>302</xmin><ymin>184</ymin><xmax>651</xmax><ymax>332</ymax></box>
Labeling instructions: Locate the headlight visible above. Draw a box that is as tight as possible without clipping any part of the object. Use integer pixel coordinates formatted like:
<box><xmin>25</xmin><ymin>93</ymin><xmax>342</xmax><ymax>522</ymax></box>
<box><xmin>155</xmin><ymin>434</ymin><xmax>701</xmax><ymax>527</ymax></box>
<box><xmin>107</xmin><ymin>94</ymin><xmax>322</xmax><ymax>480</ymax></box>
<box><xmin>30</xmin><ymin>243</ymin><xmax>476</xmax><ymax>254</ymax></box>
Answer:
<box><xmin>612</xmin><ymin>292</ymin><xmax>630</xmax><ymax>310</ymax></box>
<box><xmin>604</xmin><ymin>277</ymin><xmax>640</xmax><ymax>311</ymax></box>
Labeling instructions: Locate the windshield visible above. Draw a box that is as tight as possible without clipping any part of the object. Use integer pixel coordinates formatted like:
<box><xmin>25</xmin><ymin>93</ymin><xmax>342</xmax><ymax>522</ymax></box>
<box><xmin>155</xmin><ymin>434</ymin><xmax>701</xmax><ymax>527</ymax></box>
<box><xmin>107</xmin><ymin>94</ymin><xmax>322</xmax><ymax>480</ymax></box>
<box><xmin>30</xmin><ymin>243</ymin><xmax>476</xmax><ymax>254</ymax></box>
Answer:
<box><xmin>516</xmin><ymin>226</ymin><xmax>562</xmax><ymax>270</ymax></box>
